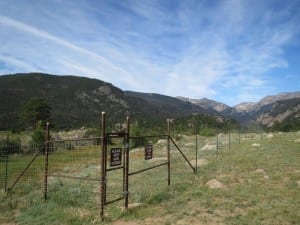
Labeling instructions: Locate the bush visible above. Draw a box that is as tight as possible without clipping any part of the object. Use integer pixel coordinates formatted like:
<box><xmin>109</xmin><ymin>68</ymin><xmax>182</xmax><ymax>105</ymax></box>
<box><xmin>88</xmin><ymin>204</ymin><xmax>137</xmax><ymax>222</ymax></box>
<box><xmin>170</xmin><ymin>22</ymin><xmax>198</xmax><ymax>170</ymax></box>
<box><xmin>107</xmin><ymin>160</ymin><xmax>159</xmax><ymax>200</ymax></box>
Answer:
<box><xmin>0</xmin><ymin>135</ymin><xmax>21</xmax><ymax>155</ymax></box>
<box><xmin>30</xmin><ymin>121</ymin><xmax>45</xmax><ymax>150</ymax></box>
<box><xmin>199</xmin><ymin>127</ymin><xmax>215</xmax><ymax>137</ymax></box>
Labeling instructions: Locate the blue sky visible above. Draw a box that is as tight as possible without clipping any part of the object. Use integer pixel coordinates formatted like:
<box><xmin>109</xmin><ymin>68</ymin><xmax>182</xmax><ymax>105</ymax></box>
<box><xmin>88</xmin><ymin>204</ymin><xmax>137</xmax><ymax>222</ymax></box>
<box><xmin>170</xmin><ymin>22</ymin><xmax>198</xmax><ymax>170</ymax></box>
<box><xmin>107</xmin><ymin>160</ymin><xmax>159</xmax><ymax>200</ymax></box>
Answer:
<box><xmin>0</xmin><ymin>0</ymin><xmax>299</xmax><ymax>106</ymax></box>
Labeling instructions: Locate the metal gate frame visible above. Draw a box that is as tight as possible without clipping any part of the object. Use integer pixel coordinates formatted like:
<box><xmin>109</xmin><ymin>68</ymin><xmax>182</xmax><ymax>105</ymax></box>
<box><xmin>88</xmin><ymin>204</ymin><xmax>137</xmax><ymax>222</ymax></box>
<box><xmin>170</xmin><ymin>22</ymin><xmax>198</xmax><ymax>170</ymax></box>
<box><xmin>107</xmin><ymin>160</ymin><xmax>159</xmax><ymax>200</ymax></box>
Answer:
<box><xmin>100</xmin><ymin>113</ymin><xmax>172</xmax><ymax>220</ymax></box>
<box><xmin>99</xmin><ymin>114</ymin><xmax>196</xmax><ymax>220</ymax></box>
<box><xmin>100</xmin><ymin>112</ymin><xmax>129</xmax><ymax>219</ymax></box>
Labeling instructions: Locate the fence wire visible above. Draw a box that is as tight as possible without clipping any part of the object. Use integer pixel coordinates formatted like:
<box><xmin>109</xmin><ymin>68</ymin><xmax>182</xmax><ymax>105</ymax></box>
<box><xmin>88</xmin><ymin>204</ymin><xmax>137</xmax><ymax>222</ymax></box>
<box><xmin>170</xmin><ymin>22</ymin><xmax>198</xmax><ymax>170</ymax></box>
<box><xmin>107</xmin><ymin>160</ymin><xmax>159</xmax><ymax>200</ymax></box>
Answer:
<box><xmin>47</xmin><ymin>138</ymin><xmax>101</xmax><ymax>209</ymax></box>
<box><xmin>1</xmin><ymin>127</ymin><xmax>261</xmax><ymax>217</ymax></box>
<box><xmin>128</xmin><ymin>135</ymin><xmax>169</xmax><ymax>204</ymax></box>
<box><xmin>0</xmin><ymin>144</ymin><xmax>43</xmax><ymax>196</ymax></box>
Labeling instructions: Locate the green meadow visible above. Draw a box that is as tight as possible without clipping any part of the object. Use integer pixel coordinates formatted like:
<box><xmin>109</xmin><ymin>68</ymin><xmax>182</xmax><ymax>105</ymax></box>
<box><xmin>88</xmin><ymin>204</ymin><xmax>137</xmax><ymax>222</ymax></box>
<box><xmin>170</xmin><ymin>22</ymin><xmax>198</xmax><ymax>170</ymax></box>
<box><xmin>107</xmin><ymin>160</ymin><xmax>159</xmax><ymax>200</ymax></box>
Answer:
<box><xmin>0</xmin><ymin>131</ymin><xmax>299</xmax><ymax>225</ymax></box>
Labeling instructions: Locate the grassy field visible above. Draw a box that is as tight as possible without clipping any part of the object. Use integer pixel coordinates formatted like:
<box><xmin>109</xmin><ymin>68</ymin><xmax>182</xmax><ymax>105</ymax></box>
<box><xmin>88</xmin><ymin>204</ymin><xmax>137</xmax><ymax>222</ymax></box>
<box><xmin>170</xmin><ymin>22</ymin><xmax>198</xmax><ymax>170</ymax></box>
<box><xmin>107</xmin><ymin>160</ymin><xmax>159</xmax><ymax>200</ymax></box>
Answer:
<box><xmin>0</xmin><ymin>131</ymin><xmax>299</xmax><ymax>225</ymax></box>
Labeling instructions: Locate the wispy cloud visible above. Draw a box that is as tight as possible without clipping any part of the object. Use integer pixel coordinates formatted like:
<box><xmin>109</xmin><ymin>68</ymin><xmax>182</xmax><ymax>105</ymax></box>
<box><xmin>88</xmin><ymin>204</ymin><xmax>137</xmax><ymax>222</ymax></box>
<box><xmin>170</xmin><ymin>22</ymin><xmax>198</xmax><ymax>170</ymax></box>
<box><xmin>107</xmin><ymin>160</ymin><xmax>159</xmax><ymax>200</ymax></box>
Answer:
<box><xmin>0</xmin><ymin>54</ymin><xmax>35</xmax><ymax>72</ymax></box>
<box><xmin>0</xmin><ymin>15</ymin><xmax>130</xmax><ymax>76</ymax></box>
<box><xmin>163</xmin><ymin>0</ymin><xmax>300</xmax><ymax>104</ymax></box>
<box><xmin>0</xmin><ymin>0</ymin><xmax>299</xmax><ymax>105</ymax></box>
<box><xmin>0</xmin><ymin>13</ymin><xmax>147</xmax><ymax>89</ymax></box>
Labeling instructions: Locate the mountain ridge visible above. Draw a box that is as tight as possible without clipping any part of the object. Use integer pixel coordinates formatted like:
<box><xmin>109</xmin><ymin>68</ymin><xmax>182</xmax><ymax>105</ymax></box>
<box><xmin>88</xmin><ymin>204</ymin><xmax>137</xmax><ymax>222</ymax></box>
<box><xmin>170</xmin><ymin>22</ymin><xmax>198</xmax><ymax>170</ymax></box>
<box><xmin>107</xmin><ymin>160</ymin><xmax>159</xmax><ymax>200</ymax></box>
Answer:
<box><xmin>0</xmin><ymin>73</ymin><xmax>212</xmax><ymax>130</ymax></box>
<box><xmin>176</xmin><ymin>96</ymin><xmax>229</xmax><ymax>113</ymax></box>
<box><xmin>0</xmin><ymin>73</ymin><xmax>299</xmax><ymax>131</ymax></box>
<box><xmin>178</xmin><ymin>92</ymin><xmax>300</xmax><ymax>130</ymax></box>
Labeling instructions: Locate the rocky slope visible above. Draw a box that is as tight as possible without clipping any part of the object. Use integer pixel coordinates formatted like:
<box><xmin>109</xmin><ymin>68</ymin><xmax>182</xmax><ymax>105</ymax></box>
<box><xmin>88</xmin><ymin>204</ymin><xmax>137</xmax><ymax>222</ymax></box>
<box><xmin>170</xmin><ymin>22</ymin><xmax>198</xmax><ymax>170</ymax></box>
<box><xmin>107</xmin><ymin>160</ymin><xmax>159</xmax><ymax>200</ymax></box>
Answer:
<box><xmin>176</xmin><ymin>97</ymin><xmax>229</xmax><ymax>112</ymax></box>
<box><xmin>178</xmin><ymin>92</ymin><xmax>300</xmax><ymax>130</ymax></box>
<box><xmin>256</xmin><ymin>98</ymin><xmax>300</xmax><ymax>130</ymax></box>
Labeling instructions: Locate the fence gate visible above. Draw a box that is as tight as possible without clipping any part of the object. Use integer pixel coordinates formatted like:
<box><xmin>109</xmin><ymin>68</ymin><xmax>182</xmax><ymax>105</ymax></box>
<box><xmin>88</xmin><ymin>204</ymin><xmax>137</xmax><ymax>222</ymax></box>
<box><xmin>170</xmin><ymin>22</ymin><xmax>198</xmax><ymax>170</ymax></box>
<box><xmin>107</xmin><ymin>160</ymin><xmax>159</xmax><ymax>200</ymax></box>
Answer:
<box><xmin>100</xmin><ymin>113</ymin><xmax>129</xmax><ymax>218</ymax></box>
<box><xmin>99</xmin><ymin>114</ymin><xmax>174</xmax><ymax>220</ymax></box>
<box><xmin>99</xmin><ymin>114</ymin><xmax>195</xmax><ymax>220</ymax></box>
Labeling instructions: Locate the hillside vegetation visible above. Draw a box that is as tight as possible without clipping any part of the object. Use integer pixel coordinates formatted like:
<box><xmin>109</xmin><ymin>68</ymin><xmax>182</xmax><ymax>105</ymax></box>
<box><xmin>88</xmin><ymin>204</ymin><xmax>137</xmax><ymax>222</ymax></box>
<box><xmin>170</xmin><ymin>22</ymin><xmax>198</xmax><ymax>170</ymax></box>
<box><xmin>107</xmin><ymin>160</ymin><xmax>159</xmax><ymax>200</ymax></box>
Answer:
<box><xmin>1</xmin><ymin>73</ymin><xmax>299</xmax><ymax>132</ymax></box>
<box><xmin>0</xmin><ymin>73</ymin><xmax>229</xmax><ymax>132</ymax></box>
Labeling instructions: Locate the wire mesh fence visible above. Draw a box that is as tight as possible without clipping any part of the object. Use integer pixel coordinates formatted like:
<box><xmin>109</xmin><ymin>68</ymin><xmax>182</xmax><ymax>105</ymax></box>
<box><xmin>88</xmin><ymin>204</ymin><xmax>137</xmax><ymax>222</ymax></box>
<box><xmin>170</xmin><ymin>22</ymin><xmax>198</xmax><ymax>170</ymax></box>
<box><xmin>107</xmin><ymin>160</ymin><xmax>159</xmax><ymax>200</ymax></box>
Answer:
<box><xmin>0</xmin><ymin>143</ymin><xmax>43</xmax><ymax>196</ymax></box>
<box><xmin>128</xmin><ymin>135</ymin><xmax>169</xmax><ymax>204</ymax></box>
<box><xmin>0</xmin><ymin>123</ymin><xmax>259</xmax><ymax>219</ymax></box>
<box><xmin>46</xmin><ymin>137</ymin><xmax>102</xmax><ymax>209</ymax></box>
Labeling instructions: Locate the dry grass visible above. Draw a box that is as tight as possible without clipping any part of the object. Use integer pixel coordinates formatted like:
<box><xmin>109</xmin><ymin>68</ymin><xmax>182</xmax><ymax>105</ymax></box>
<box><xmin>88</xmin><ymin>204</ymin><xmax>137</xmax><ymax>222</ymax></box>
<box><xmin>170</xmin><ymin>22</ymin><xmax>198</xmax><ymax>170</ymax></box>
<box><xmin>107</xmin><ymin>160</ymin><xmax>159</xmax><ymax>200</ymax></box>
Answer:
<box><xmin>0</xmin><ymin>131</ymin><xmax>299</xmax><ymax>224</ymax></box>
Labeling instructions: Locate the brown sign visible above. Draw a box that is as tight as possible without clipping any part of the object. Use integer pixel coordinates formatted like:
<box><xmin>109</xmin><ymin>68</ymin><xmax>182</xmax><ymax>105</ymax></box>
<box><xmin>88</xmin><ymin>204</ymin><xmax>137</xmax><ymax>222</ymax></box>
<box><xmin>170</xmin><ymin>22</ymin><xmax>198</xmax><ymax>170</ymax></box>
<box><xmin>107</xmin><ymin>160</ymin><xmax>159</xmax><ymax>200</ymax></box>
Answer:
<box><xmin>145</xmin><ymin>144</ymin><xmax>153</xmax><ymax>160</ymax></box>
<box><xmin>110</xmin><ymin>148</ymin><xmax>122</xmax><ymax>167</ymax></box>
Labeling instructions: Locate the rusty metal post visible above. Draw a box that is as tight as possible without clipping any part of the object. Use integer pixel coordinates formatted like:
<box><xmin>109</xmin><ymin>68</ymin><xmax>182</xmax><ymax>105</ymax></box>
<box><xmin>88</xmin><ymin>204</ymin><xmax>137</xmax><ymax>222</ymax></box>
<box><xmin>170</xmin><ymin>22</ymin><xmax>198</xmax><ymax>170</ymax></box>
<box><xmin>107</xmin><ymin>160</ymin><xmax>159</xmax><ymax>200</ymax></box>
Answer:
<box><xmin>104</xmin><ymin>135</ymin><xmax>108</xmax><ymax>205</ymax></box>
<box><xmin>239</xmin><ymin>126</ymin><xmax>241</xmax><ymax>144</ymax></box>
<box><xmin>43</xmin><ymin>122</ymin><xmax>50</xmax><ymax>201</ymax></box>
<box><xmin>124</xmin><ymin>116</ymin><xmax>130</xmax><ymax>209</ymax></box>
<box><xmin>123</xmin><ymin>137</ymin><xmax>126</xmax><ymax>193</ymax></box>
<box><xmin>228</xmin><ymin>127</ymin><xmax>231</xmax><ymax>151</ymax></box>
<box><xmin>195</xmin><ymin>122</ymin><xmax>198</xmax><ymax>174</ymax></box>
<box><xmin>4</xmin><ymin>135</ymin><xmax>9</xmax><ymax>193</ymax></box>
<box><xmin>167</xmin><ymin>119</ymin><xmax>171</xmax><ymax>186</ymax></box>
<box><xmin>100</xmin><ymin>112</ymin><xmax>106</xmax><ymax>220</ymax></box>
<box><xmin>216</xmin><ymin>130</ymin><xmax>219</xmax><ymax>154</ymax></box>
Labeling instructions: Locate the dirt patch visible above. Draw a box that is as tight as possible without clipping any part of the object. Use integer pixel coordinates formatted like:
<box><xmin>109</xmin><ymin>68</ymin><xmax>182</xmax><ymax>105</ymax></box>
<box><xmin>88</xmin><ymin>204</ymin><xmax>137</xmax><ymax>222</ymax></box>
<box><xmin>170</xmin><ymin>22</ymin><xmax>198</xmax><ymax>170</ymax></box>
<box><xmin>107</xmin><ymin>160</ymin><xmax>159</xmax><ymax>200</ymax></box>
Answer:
<box><xmin>120</xmin><ymin>203</ymin><xmax>143</xmax><ymax>214</ymax></box>
<box><xmin>148</xmin><ymin>157</ymin><xmax>167</xmax><ymax>162</ymax></box>
<box><xmin>66</xmin><ymin>207</ymin><xmax>90</xmax><ymax>218</ymax></box>
<box><xmin>185</xmin><ymin>142</ymin><xmax>194</xmax><ymax>146</ymax></box>
<box><xmin>112</xmin><ymin>214</ymin><xmax>169</xmax><ymax>225</ymax></box>
<box><xmin>143</xmin><ymin>216</ymin><xmax>171</xmax><ymax>225</ymax></box>
<box><xmin>266</xmin><ymin>134</ymin><xmax>274</xmax><ymax>139</ymax></box>
<box><xmin>157</xmin><ymin>139</ymin><xmax>167</xmax><ymax>145</ymax></box>
<box><xmin>252</xmin><ymin>143</ymin><xmax>261</xmax><ymax>147</ymax></box>
<box><xmin>112</xmin><ymin>220</ymin><xmax>140</xmax><ymax>225</ymax></box>
<box><xmin>206</xmin><ymin>179</ymin><xmax>226</xmax><ymax>189</ymax></box>
<box><xmin>130</xmin><ymin>147</ymin><xmax>143</xmax><ymax>153</ymax></box>
<box><xmin>201</xmin><ymin>144</ymin><xmax>216</xmax><ymax>151</ymax></box>
<box><xmin>128</xmin><ymin>203</ymin><xmax>142</xmax><ymax>210</ymax></box>
<box><xmin>253</xmin><ymin>169</ymin><xmax>269</xmax><ymax>179</ymax></box>
<box><xmin>254</xmin><ymin>169</ymin><xmax>265</xmax><ymax>173</ymax></box>
<box><xmin>282</xmin><ymin>177</ymin><xmax>290</xmax><ymax>185</ymax></box>
<box><xmin>189</xmin><ymin>159</ymin><xmax>209</xmax><ymax>167</ymax></box>
<box><xmin>176</xmin><ymin>218</ymin><xmax>208</xmax><ymax>225</ymax></box>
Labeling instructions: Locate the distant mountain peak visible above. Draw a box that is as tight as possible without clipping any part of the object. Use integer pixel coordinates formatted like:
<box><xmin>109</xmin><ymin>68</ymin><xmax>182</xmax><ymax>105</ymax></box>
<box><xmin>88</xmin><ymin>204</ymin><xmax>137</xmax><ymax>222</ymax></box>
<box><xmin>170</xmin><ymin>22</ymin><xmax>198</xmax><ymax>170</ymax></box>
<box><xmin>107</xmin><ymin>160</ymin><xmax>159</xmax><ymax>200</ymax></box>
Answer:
<box><xmin>234</xmin><ymin>102</ymin><xmax>256</xmax><ymax>112</ymax></box>
<box><xmin>258</xmin><ymin>92</ymin><xmax>300</xmax><ymax>107</ymax></box>
<box><xmin>176</xmin><ymin>96</ymin><xmax>229</xmax><ymax>112</ymax></box>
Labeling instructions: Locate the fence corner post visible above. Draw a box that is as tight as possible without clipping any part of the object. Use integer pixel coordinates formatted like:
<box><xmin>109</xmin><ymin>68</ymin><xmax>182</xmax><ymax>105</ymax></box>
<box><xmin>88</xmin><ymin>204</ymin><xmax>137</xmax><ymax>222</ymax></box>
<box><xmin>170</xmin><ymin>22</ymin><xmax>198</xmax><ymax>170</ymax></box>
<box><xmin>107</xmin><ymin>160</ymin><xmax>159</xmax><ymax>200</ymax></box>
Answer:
<box><xmin>43</xmin><ymin>122</ymin><xmax>50</xmax><ymax>201</ymax></box>
<box><xmin>167</xmin><ymin>119</ymin><xmax>171</xmax><ymax>186</ymax></box>
<box><xmin>100</xmin><ymin>112</ymin><xmax>106</xmax><ymax>220</ymax></box>
<box><xmin>4</xmin><ymin>135</ymin><xmax>9</xmax><ymax>193</ymax></box>
<box><xmin>195</xmin><ymin>122</ymin><xmax>198</xmax><ymax>174</ymax></box>
<box><xmin>124</xmin><ymin>116</ymin><xmax>130</xmax><ymax>209</ymax></box>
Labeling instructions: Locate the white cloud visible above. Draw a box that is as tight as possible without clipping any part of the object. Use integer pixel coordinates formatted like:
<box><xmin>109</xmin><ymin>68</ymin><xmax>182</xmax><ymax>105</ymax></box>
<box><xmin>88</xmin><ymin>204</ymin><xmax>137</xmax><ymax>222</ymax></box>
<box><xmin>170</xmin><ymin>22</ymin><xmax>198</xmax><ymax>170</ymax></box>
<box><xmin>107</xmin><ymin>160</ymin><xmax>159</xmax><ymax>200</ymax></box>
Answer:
<box><xmin>164</xmin><ymin>0</ymin><xmax>299</xmax><ymax>102</ymax></box>
<box><xmin>0</xmin><ymin>15</ymin><xmax>123</xmax><ymax>72</ymax></box>
<box><xmin>0</xmin><ymin>14</ymin><xmax>146</xmax><ymax>89</ymax></box>
<box><xmin>0</xmin><ymin>54</ymin><xmax>35</xmax><ymax>72</ymax></box>
<box><xmin>0</xmin><ymin>0</ymin><xmax>299</xmax><ymax>105</ymax></box>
